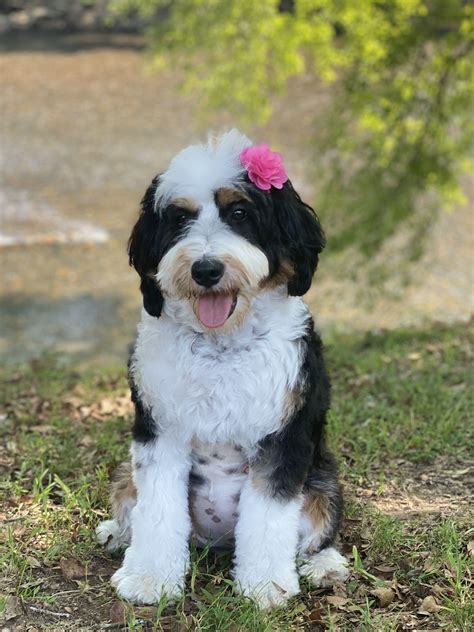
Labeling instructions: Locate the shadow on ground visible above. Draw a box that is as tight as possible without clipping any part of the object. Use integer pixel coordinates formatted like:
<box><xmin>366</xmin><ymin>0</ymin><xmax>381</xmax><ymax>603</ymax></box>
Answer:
<box><xmin>0</xmin><ymin>293</ymin><xmax>136</xmax><ymax>365</ymax></box>
<box><xmin>0</xmin><ymin>32</ymin><xmax>145</xmax><ymax>53</ymax></box>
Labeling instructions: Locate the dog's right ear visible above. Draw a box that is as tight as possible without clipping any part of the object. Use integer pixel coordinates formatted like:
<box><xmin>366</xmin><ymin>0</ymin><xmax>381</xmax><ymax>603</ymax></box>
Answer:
<box><xmin>128</xmin><ymin>175</ymin><xmax>164</xmax><ymax>318</ymax></box>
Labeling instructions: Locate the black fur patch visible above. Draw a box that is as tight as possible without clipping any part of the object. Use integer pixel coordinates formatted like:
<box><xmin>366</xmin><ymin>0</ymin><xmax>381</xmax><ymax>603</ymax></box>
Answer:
<box><xmin>252</xmin><ymin>319</ymin><xmax>332</xmax><ymax>500</ymax></box>
<box><xmin>215</xmin><ymin>178</ymin><xmax>325</xmax><ymax>296</ymax></box>
<box><xmin>128</xmin><ymin>353</ymin><xmax>157</xmax><ymax>443</ymax></box>
<box><xmin>189</xmin><ymin>470</ymin><xmax>207</xmax><ymax>487</ymax></box>
<box><xmin>128</xmin><ymin>176</ymin><xmax>198</xmax><ymax>318</ymax></box>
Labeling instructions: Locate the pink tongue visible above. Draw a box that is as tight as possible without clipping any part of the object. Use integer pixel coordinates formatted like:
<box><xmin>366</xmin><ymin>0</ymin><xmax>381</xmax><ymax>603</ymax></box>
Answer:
<box><xmin>197</xmin><ymin>293</ymin><xmax>234</xmax><ymax>328</ymax></box>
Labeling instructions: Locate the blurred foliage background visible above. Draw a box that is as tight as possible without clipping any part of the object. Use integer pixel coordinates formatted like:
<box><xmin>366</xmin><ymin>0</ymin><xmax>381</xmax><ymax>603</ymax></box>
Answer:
<box><xmin>110</xmin><ymin>0</ymin><xmax>474</xmax><ymax>260</ymax></box>
<box><xmin>1</xmin><ymin>0</ymin><xmax>473</xmax><ymax>363</ymax></box>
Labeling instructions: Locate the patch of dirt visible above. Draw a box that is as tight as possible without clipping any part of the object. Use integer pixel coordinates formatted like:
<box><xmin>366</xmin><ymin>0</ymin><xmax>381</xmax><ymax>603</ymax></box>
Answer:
<box><xmin>352</xmin><ymin>456</ymin><xmax>474</xmax><ymax>520</ymax></box>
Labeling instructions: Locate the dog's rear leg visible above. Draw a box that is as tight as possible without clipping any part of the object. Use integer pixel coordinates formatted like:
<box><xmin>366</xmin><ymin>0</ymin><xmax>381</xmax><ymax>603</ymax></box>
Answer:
<box><xmin>298</xmin><ymin>469</ymin><xmax>349</xmax><ymax>586</ymax></box>
<box><xmin>96</xmin><ymin>462</ymin><xmax>136</xmax><ymax>552</ymax></box>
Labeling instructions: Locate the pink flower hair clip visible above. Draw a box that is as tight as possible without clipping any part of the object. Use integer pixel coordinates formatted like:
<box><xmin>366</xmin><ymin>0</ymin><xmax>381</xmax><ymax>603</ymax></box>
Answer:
<box><xmin>240</xmin><ymin>144</ymin><xmax>288</xmax><ymax>192</ymax></box>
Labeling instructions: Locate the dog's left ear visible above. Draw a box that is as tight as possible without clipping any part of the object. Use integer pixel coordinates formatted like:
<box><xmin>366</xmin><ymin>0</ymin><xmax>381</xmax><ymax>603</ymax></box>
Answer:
<box><xmin>272</xmin><ymin>180</ymin><xmax>326</xmax><ymax>296</ymax></box>
<box><xmin>128</xmin><ymin>175</ymin><xmax>164</xmax><ymax>318</ymax></box>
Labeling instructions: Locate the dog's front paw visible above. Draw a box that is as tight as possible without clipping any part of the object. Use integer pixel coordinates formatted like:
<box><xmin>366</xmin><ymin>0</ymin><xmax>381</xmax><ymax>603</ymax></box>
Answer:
<box><xmin>112</xmin><ymin>564</ymin><xmax>184</xmax><ymax>604</ymax></box>
<box><xmin>235</xmin><ymin>569</ymin><xmax>300</xmax><ymax>609</ymax></box>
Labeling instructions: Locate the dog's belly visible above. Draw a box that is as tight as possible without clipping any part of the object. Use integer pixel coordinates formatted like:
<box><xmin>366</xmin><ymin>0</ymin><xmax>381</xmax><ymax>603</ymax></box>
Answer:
<box><xmin>189</xmin><ymin>440</ymin><xmax>248</xmax><ymax>548</ymax></box>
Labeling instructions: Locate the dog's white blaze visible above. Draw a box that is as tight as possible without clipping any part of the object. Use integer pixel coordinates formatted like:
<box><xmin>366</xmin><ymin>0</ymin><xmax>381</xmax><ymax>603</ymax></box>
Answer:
<box><xmin>155</xmin><ymin>129</ymin><xmax>252</xmax><ymax>209</ymax></box>
<box><xmin>131</xmin><ymin>289</ymin><xmax>309</xmax><ymax>448</ymax></box>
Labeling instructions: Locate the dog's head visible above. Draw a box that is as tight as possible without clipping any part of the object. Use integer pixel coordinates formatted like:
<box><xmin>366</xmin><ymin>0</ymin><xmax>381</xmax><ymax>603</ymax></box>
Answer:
<box><xmin>128</xmin><ymin>130</ymin><xmax>325</xmax><ymax>333</ymax></box>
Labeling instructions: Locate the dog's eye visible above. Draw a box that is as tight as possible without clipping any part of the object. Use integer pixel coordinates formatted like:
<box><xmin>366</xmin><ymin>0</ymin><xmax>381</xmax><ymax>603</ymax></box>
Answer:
<box><xmin>231</xmin><ymin>208</ymin><xmax>247</xmax><ymax>223</ymax></box>
<box><xmin>172</xmin><ymin>211</ymin><xmax>190</xmax><ymax>227</ymax></box>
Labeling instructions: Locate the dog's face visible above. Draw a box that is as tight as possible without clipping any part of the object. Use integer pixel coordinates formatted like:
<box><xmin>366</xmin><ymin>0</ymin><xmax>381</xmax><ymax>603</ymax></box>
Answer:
<box><xmin>128</xmin><ymin>130</ymin><xmax>325</xmax><ymax>333</ymax></box>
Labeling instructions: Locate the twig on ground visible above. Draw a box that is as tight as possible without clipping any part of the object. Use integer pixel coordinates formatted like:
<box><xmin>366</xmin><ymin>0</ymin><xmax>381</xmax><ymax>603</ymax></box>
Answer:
<box><xmin>29</xmin><ymin>605</ymin><xmax>71</xmax><ymax>619</ymax></box>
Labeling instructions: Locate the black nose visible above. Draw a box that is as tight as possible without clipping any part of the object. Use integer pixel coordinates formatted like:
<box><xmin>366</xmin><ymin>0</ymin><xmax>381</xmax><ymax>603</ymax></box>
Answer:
<box><xmin>191</xmin><ymin>258</ymin><xmax>225</xmax><ymax>288</ymax></box>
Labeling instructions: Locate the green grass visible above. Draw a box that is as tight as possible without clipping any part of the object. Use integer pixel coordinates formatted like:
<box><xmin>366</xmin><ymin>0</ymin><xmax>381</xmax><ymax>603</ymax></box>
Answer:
<box><xmin>327</xmin><ymin>324</ymin><xmax>473</xmax><ymax>474</ymax></box>
<box><xmin>1</xmin><ymin>321</ymin><xmax>472</xmax><ymax>630</ymax></box>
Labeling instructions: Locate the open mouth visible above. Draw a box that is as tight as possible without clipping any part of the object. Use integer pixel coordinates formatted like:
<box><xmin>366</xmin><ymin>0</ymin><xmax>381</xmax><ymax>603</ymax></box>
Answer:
<box><xmin>196</xmin><ymin>292</ymin><xmax>238</xmax><ymax>328</ymax></box>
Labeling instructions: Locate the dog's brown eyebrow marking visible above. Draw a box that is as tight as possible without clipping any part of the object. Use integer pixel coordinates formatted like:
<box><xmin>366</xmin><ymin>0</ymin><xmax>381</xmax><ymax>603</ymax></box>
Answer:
<box><xmin>170</xmin><ymin>197</ymin><xmax>199</xmax><ymax>213</ymax></box>
<box><xmin>215</xmin><ymin>187</ymin><xmax>251</xmax><ymax>208</ymax></box>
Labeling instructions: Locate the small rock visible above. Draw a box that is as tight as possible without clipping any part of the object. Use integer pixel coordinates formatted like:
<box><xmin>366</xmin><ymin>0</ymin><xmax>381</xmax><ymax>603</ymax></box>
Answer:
<box><xmin>9</xmin><ymin>11</ymin><xmax>30</xmax><ymax>28</ymax></box>
<box><xmin>30</xmin><ymin>7</ymin><xmax>51</xmax><ymax>21</ymax></box>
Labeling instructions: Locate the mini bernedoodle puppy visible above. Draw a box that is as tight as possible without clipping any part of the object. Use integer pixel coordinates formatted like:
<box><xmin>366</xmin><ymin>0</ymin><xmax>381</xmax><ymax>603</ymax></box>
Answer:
<box><xmin>97</xmin><ymin>129</ymin><xmax>349</xmax><ymax>609</ymax></box>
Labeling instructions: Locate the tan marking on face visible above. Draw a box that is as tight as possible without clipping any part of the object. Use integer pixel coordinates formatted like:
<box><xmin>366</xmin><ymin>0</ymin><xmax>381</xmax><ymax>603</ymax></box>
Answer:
<box><xmin>220</xmin><ymin>253</ymin><xmax>255</xmax><ymax>287</ymax></box>
<box><xmin>303</xmin><ymin>490</ymin><xmax>331</xmax><ymax>533</ymax></box>
<box><xmin>215</xmin><ymin>187</ymin><xmax>251</xmax><ymax>208</ymax></box>
<box><xmin>260</xmin><ymin>258</ymin><xmax>295</xmax><ymax>290</ymax></box>
<box><xmin>110</xmin><ymin>462</ymin><xmax>136</xmax><ymax>523</ymax></box>
<box><xmin>158</xmin><ymin>249</ymin><xmax>197</xmax><ymax>298</ymax></box>
<box><xmin>170</xmin><ymin>196</ymin><xmax>199</xmax><ymax>213</ymax></box>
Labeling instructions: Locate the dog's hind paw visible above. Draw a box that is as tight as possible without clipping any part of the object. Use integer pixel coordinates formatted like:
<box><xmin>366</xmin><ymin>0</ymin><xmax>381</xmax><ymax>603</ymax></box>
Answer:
<box><xmin>299</xmin><ymin>546</ymin><xmax>349</xmax><ymax>587</ymax></box>
<box><xmin>96</xmin><ymin>519</ymin><xmax>129</xmax><ymax>552</ymax></box>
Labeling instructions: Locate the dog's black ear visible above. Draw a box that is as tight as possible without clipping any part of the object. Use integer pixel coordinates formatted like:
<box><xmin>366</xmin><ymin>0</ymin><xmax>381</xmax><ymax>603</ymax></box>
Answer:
<box><xmin>272</xmin><ymin>180</ymin><xmax>326</xmax><ymax>296</ymax></box>
<box><xmin>128</xmin><ymin>175</ymin><xmax>164</xmax><ymax>318</ymax></box>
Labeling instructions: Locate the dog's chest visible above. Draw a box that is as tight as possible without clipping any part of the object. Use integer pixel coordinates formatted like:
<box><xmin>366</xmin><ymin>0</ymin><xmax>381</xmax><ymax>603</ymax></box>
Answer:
<box><xmin>134</xmin><ymin>312</ymin><xmax>304</xmax><ymax>446</ymax></box>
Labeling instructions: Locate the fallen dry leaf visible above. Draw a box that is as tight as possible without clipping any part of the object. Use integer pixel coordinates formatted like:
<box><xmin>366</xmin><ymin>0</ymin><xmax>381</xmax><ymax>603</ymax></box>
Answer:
<box><xmin>332</xmin><ymin>581</ymin><xmax>348</xmax><ymax>597</ymax></box>
<box><xmin>60</xmin><ymin>558</ymin><xmax>86</xmax><ymax>579</ymax></box>
<box><xmin>79</xmin><ymin>405</ymin><xmax>91</xmax><ymax>419</ymax></box>
<box><xmin>72</xmin><ymin>384</ymin><xmax>86</xmax><ymax>397</ymax></box>
<box><xmin>78</xmin><ymin>435</ymin><xmax>94</xmax><ymax>448</ymax></box>
<box><xmin>308</xmin><ymin>601</ymin><xmax>323</xmax><ymax>623</ymax></box>
<box><xmin>30</xmin><ymin>424</ymin><xmax>54</xmax><ymax>434</ymax></box>
<box><xmin>418</xmin><ymin>595</ymin><xmax>443</xmax><ymax>615</ymax></box>
<box><xmin>372</xmin><ymin>587</ymin><xmax>395</xmax><ymax>607</ymax></box>
<box><xmin>467</xmin><ymin>540</ymin><xmax>474</xmax><ymax>556</ymax></box>
<box><xmin>63</xmin><ymin>396</ymin><xmax>83</xmax><ymax>409</ymax></box>
<box><xmin>326</xmin><ymin>595</ymin><xmax>349</xmax><ymax>608</ymax></box>
<box><xmin>27</xmin><ymin>555</ymin><xmax>42</xmax><ymax>568</ymax></box>
<box><xmin>3</xmin><ymin>595</ymin><xmax>21</xmax><ymax>620</ymax></box>
<box><xmin>109</xmin><ymin>600</ymin><xmax>126</xmax><ymax>624</ymax></box>
<box><xmin>373</xmin><ymin>564</ymin><xmax>396</xmax><ymax>573</ymax></box>
<box><xmin>135</xmin><ymin>606</ymin><xmax>159</xmax><ymax>620</ymax></box>
<box><xmin>98</xmin><ymin>398</ymin><xmax>115</xmax><ymax>414</ymax></box>
<box><xmin>424</xmin><ymin>559</ymin><xmax>438</xmax><ymax>572</ymax></box>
